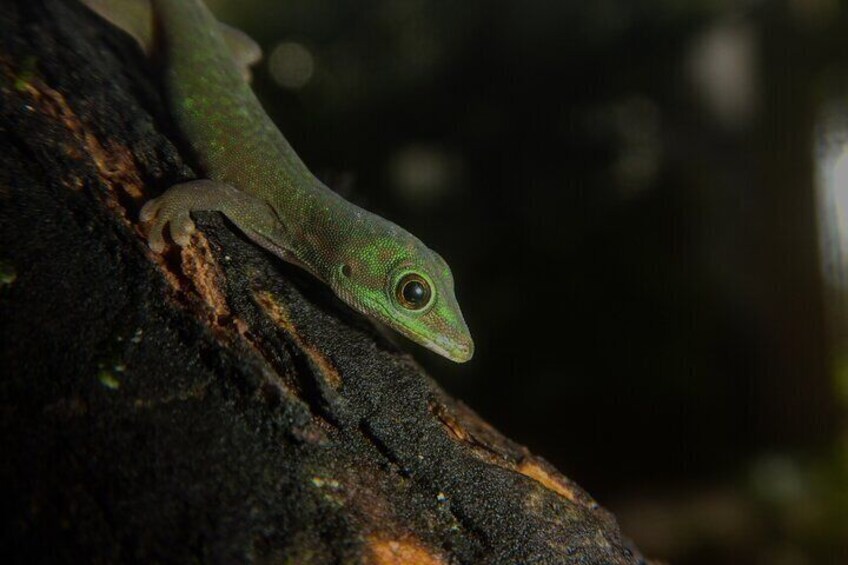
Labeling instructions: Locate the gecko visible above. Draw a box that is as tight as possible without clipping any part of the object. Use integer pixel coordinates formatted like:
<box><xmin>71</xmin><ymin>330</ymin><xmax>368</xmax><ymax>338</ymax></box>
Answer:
<box><xmin>79</xmin><ymin>0</ymin><xmax>474</xmax><ymax>362</ymax></box>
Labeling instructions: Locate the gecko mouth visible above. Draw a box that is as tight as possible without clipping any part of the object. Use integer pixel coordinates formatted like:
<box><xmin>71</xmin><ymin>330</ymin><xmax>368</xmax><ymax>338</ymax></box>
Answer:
<box><xmin>369</xmin><ymin>302</ymin><xmax>474</xmax><ymax>363</ymax></box>
<box><xmin>427</xmin><ymin>338</ymin><xmax>474</xmax><ymax>363</ymax></box>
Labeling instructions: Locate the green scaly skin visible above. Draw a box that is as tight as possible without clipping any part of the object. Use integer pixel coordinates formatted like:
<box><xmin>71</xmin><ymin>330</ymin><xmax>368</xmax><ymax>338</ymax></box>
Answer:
<box><xmin>82</xmin><ymin>0</ymin><xmax>473</xmax><ymax>362</ymax></box>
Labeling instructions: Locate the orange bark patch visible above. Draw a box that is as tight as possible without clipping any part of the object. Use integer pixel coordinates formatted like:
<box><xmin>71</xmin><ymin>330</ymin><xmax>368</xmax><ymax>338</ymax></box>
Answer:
<box><xmin>367</xmin><ymin>537</ymin><xmax>446</xmax><ymax>565</ymax></box>
<box><xmin>7</xmin><ymin>69</ymin><xmax>145</xmax><ymax>206</ymax></box>
<box><xmin>518</xmin><ymin>459</ymin><xmax>578</xmax><ymax>503</ymax></box>
<box><xmin>431</xmin><ymin>401</ymin><xmax>469</xmax><ymax>442</ymax></box>
<box><xmin>3</xmin><ymin>60</ymin><xmax>166</xmax><ymax>297</ymax></box>
<box><xmin>255</xmin><ymin>290</ymin><xmax>342</xmax><ymax>388</ymax></box>
<box><xmin>180</xmin><ymin>235</ymin><xmax>229</xmax><ymax>320</ymax></box>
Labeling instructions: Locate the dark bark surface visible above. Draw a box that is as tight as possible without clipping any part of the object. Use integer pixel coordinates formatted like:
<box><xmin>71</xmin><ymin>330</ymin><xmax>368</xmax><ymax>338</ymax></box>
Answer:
<box><xmin>0</xmin><ymin>1</ymin><xmax>647</xmax><ymax>563</ymax></box>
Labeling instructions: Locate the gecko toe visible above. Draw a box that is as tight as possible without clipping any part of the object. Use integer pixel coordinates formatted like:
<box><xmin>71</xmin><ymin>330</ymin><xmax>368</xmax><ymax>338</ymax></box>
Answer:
<box><xmin>170</xmin><ymin>214</ymin><xmax>196</xmax><ymax>247</ymax></box>
<box><xmin>139</xmin><ymin>199</ymin><xmax>161</xmax><ymax>222</ymax></box>
<box><xmin>140</xmin><ymin>198</ymin><xmax>169</xmax><ymax>252</ymax></box>
<box><xmin>147</xmin><ymin>226</ymin><xmax>167</xmax><ymax>253</ymax></box>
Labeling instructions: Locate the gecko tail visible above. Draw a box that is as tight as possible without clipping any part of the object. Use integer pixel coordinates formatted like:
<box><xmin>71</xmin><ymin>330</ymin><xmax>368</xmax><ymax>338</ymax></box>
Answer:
<box><xmin>79</xmin><ymin>0</ymin><xmax>262</xmax><ymax>81</ymax></box>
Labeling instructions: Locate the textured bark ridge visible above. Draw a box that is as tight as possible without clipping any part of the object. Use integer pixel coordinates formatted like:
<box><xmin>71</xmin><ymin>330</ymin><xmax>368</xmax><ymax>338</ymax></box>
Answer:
<box><xmin>0</xmin><ymin>1</ymin><xmax>647</xmax><ymax>563</ymax></box>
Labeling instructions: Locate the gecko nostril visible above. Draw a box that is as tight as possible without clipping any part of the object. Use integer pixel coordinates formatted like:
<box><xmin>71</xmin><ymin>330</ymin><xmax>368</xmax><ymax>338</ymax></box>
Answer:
<box><xmin>341</xmin><ymin>264</ymin><xmax>352</xmax><ymax>277</ymax></box>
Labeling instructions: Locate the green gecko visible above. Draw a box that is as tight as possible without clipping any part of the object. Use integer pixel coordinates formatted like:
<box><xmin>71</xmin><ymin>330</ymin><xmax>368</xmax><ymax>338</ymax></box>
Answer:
<box><xmin>80</xmin><ymin>0</ymin><xmax>474</xmax><ymax>362</ymax></box>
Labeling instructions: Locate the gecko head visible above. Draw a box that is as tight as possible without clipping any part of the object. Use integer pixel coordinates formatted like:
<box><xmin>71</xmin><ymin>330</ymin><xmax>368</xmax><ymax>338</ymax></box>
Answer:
<box><xmin>330</xmin><ymin>232</ymin><xmax>474</xmax><ymax>363</ymax></box>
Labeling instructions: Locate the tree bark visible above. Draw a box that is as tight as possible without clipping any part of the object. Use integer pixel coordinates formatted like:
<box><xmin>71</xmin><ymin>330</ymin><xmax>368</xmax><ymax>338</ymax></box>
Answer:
<box><xmin>0</xmin><ymin>1</ymin><xmax>647</xmax><ymax>563</ymax></box>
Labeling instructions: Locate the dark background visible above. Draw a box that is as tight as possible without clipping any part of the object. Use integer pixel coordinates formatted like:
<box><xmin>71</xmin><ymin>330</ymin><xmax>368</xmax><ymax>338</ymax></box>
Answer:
<box><xmin>212</xmin><ymin>0</ymin><xmax>848</xmax><ymax>562</ymax></box>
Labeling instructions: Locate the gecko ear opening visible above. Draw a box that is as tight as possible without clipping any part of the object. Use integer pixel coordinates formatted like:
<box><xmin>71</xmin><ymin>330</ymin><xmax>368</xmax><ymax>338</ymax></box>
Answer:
<box><xmin>341</xmin><ymin>264</ymin><xmax>353</xmax><ymax>278</ymax></box>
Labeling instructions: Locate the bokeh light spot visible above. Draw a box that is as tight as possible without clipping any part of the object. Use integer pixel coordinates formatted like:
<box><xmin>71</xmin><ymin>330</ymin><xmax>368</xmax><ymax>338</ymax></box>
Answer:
<box><xmin>268</xmin><ymin>41</ymin><xmax>315</xmax><ymax>90</ymax></box>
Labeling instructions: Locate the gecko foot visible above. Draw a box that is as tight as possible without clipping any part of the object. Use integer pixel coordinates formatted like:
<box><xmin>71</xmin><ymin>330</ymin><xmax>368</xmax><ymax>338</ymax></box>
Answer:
<box><xmin>140</xmin><ymin>194</ymin><xmax>197</xmax><ymax>253</ymax></box>
<box><xmin>137</xmin><ymin>179</ymin><xmax>281</xmax><ymax>257</ymax></box>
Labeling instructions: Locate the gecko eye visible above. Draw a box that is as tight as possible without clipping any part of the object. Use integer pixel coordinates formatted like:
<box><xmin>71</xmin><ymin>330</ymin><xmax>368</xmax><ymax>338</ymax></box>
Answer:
<box><xmin>396</xmin><ymin>273</ymin><xmax>432</xmax><ymax>311</ymax></box>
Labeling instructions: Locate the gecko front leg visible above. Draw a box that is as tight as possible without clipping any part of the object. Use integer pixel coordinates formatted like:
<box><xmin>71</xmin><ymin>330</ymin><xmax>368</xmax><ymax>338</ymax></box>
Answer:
<box><xmin>140</xmin><ymin>180</ymin><xmax>284</xmax><ymax>253</ymax></box>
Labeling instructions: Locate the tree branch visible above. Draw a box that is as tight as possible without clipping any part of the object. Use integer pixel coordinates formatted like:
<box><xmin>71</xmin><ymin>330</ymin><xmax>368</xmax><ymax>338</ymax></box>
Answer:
<box><xmin>0</xmin><ymin>1</ymin><xmax>647</xmax><ymax>562</ymax></box>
